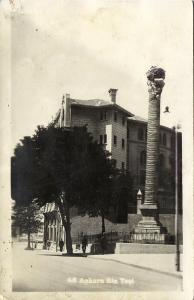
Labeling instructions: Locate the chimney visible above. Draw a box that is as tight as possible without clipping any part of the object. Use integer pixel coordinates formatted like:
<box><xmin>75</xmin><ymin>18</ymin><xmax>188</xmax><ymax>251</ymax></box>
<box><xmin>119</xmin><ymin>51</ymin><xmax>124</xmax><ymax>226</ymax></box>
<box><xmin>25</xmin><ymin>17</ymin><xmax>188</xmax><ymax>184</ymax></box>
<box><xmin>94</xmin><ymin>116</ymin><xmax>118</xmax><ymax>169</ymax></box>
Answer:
<box><xmin>64</xmin><ymin>93</ymin><xmax>71</xmax><ymax>127</ymax></box>
<box><xmin>60</xmin><ymin>93</ymin><xmax>71</xmax><ymax>127</ymax></box>
<box><xmin>108</xmin><ymin>88</ymin><xmax>118</xmax><ymax>103</ymax></box>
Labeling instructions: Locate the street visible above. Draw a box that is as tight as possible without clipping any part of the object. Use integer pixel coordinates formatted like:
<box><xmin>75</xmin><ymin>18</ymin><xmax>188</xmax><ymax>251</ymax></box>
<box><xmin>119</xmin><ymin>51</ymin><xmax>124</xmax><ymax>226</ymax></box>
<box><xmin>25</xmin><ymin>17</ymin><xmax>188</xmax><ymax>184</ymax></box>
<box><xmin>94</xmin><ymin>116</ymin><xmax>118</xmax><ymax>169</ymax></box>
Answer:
<box><xmin>12</xmin><ymin>242</ymin><xmax>182</xmax><ymax>292</ymax></box>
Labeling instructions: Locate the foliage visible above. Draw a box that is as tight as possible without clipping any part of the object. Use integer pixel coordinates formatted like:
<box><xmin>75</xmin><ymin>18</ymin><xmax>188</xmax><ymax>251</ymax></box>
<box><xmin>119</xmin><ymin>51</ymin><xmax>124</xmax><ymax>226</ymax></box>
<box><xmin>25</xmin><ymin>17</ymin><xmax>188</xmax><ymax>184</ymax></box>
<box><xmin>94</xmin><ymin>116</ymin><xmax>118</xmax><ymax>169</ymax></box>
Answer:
<box><xmin>12</xmin><ymin>202</ymin><xmax>43</xmax><ymax>235</ymax></box>
<box><xmin>11</xmin><ymin>136</ymin><xmax>35</xmax><ymax>206</ymax></box>
<box><xmin>12</xmin><ymin>201</ymin><xmax>43</xmax><ymax>249</ymax></box>
<box><xmin>11</xmin><ymin>125</ymin><xmax>120</xmax><ymax>252</ymax></box>
<box><xmin>29</xmin><ymin>125</ymin><xmax>116</xmax><ymax>208</ymax></box>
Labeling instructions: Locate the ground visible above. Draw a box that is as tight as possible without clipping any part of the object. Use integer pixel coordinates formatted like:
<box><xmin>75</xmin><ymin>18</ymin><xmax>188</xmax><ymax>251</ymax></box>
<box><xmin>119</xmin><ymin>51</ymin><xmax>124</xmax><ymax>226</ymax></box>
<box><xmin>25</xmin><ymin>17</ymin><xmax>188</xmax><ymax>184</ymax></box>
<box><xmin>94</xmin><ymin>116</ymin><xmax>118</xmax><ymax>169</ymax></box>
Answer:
<box><xmin>12</xmin><ymin>242</ymin><xmax>182</xmax><ymax>292</ymax></box>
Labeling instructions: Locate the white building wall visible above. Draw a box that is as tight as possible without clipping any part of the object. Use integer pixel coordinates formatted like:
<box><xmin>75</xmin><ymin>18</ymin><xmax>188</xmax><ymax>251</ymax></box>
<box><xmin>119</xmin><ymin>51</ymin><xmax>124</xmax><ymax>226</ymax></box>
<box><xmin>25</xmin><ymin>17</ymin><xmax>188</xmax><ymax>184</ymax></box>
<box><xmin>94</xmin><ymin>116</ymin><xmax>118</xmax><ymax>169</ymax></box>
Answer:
<box><xmin>111</xmin><ymin>110</ymin><xmax>128</xmax><ymax>169</ymax></box>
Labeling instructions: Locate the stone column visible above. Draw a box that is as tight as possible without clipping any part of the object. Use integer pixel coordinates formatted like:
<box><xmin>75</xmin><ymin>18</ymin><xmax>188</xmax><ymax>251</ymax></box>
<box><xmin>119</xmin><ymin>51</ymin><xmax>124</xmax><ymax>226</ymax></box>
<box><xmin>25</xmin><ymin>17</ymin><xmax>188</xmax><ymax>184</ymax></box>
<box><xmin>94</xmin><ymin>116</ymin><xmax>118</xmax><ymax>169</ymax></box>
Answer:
<box><xmin>135</xmin><ymin>66</ymin><xmax>166</xmax><ymax>235</ymax></box>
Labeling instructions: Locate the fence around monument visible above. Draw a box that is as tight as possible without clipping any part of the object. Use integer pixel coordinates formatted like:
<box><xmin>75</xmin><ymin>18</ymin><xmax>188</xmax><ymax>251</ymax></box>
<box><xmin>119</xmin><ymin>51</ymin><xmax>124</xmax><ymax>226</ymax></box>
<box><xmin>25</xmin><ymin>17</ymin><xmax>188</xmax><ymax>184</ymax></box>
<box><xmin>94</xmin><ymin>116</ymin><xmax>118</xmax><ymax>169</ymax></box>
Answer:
<box><xmin>71</xmin><ymin>231</ymin><xmax>175</xmax><ymax>245</ymax></box>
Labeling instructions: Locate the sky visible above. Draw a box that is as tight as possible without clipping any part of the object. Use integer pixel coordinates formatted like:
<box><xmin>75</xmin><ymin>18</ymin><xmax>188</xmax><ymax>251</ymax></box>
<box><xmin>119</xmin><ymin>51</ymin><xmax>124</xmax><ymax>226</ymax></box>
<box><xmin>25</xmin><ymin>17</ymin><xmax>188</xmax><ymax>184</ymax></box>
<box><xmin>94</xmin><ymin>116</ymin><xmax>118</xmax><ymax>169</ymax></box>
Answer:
<box><xmin>11</xmin><ymin>0</ymin><xmax>193</xmax><ymax>150</ymax></box>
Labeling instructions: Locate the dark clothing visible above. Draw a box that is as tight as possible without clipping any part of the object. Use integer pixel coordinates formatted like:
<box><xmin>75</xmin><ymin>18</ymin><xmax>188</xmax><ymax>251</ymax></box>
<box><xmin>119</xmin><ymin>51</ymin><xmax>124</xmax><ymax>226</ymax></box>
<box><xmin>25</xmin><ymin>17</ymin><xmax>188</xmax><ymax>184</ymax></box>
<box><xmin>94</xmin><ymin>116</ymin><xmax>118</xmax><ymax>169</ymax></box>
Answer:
<box><xmin>47</xmin><ymin>241</ymin><xmax>51</xmax><ymax>250</ymax></box>
<box><xmin>100</xmin><ymin>235</ymin><xmax>107</xmax><ymax>254</ymax></box>
<box><xmin>81</xmin><ymin>236</ymin><xmax>88</xmax><ymax>254</ymax></box>
<box><xmin>59</xmin><ymin>240</ymin><xmax>64</xmax><ymax>252</ymax></box>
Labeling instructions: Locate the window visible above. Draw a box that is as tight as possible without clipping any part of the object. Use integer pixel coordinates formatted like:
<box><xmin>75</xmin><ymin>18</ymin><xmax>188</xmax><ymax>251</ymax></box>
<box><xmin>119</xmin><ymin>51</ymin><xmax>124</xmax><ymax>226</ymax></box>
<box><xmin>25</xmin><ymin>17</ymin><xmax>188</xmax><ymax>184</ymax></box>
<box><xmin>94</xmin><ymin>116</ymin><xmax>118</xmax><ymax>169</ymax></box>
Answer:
<box><xmin>114</xmin><ymin>135</ymin><xmax>117</xmax><ymax>146</ymax></box>
<box><xmin>122</xmin><ymin>116</ymin><xmax>125</xmax><ymax>126</ymax></box>
<box><xmin>112</xmin><ymin>159</ymin><xmax>117</xmax><ymax>168</ymax></box>
<box><xmin>137</xmin><ymin>127</ymin><xmax>144</xmax><ymax>140</ymax></box>
<box><xmin>114</xmin><ymin>111</ymin><xmax>117</xmax><ymax>122</ymax></box>
<box><xmin>169</xmin><ymin>155</ymin><xmax>174</xmax><ymax>167</ymax></box>
<box><xmin>140</xmin><ymin>170</ymin><xmax>146</xmax><ymax>185</ymax></box>
<box><xmin>50</xmin><ymin>227</ymin><xmax>53</xmax><ymax>240</ymax></box>
<box><xmin>100</xmin><ymin>110</ymin><xmax>107</xmax><ymax>121</ymax></box>
<box><xmin>51</xmin><ymin>217</ymin><xmax>56</xmax><ymax>225</ymax></box>
<box><xmin>121</xmin><ymin>162</ymin><xmax>125</xmax><ymax>169</ymax></box>
<box><xmin>159</xmin><ymin>133</ymin><xmax>162</xmax><ymax>144</ymax></box>
<box><xmin>54</xmin><ymin>227</ymin><xmax>56</xmax><ymax>242</ymax></box>
<box><xmin>100</xmin><ymin>135</ymin><xmax>103</xmax><ymax>144</ymax></box>
<box><xmin>140</xmin><ymin>151</ymin><xmax>146</xmax><ymax>166</ymax></box>
<box><xmin>163</xmin><ymin>133</ymin><xmax>167</xmax><ymax>146</ymax></box>
<box><xmin>122</xmin><ymin>138</ymin><xmax>125</xmax><ymax>149</ymax></box>
<box><xmin>170</xmin><ymin>134</ymin><xmax>174</xmax><ymax>149</ymax></box>
<box><xmin>159</xmin><ymin>154</ymin><xmax>165</xmax><ymax>168</ymax></box>
<box><xmin>104</xmin><ymin>134</ymin><xmax>107</xmax><ymax>144</ymax></box>
<box><xmin>127</xmin><ymin>127</ymin><xmax>129</xmax><ymax>139</ymax></box>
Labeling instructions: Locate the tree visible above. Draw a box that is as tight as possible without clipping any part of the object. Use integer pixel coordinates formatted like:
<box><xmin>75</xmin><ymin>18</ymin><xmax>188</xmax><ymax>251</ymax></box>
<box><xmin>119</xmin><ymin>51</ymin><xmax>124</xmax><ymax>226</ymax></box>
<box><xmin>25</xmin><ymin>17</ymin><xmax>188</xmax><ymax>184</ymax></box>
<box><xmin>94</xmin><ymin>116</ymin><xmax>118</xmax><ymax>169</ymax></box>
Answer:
<box><xmin>11</xmin><ymin>136</ymin><xmax>42</xmax><ymax>248</ymax></box>
<box><xmin>12</xmin><ymin>202</ymin><xmax>43</xmax><ymax>249</ymax></box>
<box><xmin>11</xmin><ymin>136</ymin><xmax>35</xmax><ymax>207</ymax></box>
<box><xmin>76</xmin><ymin>148</ymin><xmax>117</xmax><ymax>234</ymax></box>
<box><xmin>112</xmin><ymin>171</ymin><xmax>133</xmax><ymax>223</ymax></box>
<box><xmin>12</xmin><ymin>125</ymin><xmax>117</xmax><ymax>254</ymax></box>
<box><xmin>77</xmin><ymin>164</ymin><xmax>133</xmax><ymax>233</ymax></box>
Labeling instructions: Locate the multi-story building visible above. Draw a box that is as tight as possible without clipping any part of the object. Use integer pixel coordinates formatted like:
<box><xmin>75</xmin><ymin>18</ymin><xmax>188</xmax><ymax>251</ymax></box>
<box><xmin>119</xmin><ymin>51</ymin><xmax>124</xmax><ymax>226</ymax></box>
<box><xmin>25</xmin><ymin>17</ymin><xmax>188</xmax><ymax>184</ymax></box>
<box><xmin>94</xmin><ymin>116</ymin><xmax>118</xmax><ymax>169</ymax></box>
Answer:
<box><xmin>53</xmin><ymin>89</ymin><xmax>132</xmax><ymax>170</ymax></box>
<box><xmin>127</xmin><ymin>115</ymin><xmax>179</xmax><ymax>214</ymax></box>
<box><xmin>42</xmin><ymin>89</ymin><xmax>182</xmax><ymax>247</ymax></box>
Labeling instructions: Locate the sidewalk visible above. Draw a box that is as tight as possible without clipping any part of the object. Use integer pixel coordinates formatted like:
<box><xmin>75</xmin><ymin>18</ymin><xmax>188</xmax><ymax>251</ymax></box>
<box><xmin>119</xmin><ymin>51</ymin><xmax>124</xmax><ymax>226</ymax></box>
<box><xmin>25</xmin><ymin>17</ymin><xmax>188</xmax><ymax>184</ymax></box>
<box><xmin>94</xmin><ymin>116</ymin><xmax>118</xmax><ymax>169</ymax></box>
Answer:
<box><xmin>33</xmin><ymin>239</ymin><xmax>183</xmax><ymax>279</ymax></box>
<box><xmin>38</xmin><ymin>244</ymin><xmax>183</xmax><ymax>279</ymax></box>
<box><xmin>88</xmin><ymin>253</ymin><xmax>183</xmax><ymax>278</ymax></box>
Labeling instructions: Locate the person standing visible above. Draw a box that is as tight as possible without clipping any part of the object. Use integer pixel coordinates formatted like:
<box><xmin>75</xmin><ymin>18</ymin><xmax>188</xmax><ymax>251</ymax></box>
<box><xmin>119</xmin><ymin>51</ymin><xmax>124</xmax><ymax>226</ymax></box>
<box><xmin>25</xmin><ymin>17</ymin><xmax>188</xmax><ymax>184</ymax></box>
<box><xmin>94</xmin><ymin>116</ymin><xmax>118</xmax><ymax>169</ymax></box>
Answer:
<box><xmin>100</xmin><ymin>232</ymin><xmax>107</xmax><ymax>254</ymax></box>
<box><xmin>59</xmin><ymin>239</ymin><xmax>64</xmax><ymax>252</ymax></box>
<box><xmin>81</xmin><ymin>235</ymin><xmax>88</xmax><ymax>254</ymax></box>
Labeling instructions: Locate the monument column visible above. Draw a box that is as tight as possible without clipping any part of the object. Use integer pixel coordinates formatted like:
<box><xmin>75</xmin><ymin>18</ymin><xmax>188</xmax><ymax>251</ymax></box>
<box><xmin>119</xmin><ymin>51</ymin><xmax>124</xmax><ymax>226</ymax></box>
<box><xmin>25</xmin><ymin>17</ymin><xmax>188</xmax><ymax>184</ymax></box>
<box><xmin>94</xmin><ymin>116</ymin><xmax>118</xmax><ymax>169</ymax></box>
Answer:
<box><xmin>135</xmin><ymin>66</ymin><xmax>166</xmax><ymax>236</ymax></box>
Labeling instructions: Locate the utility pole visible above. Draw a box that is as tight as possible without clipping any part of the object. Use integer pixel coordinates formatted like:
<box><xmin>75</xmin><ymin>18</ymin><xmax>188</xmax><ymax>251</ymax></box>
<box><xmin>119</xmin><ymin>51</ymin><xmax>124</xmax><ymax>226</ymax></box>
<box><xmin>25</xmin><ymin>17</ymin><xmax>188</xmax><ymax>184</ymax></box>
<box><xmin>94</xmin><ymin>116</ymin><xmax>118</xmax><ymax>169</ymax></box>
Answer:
<box><xmin>175</xmin><ymin>124</ymin><xmax>181</xmax><ymax>271</ymax></box>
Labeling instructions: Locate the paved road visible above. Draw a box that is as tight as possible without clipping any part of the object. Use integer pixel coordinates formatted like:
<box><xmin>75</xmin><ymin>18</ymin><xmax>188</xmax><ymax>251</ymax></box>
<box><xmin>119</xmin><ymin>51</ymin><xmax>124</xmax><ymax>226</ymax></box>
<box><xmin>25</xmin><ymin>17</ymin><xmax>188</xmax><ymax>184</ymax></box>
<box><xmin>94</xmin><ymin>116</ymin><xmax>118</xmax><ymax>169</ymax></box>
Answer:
<box><xmin>12</xmin><ymin>242</ymin><xmax>182</xmax><ymax>292</ymax></box>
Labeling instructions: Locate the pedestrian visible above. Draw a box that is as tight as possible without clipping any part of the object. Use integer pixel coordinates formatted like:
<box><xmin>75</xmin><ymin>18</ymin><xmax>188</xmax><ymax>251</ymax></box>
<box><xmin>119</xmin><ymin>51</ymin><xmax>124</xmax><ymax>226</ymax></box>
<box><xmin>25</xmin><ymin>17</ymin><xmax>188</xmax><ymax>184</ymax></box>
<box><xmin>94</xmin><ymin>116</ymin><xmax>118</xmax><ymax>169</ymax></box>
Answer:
<box><xmin>100</xmin><ymin>232</ymin><xmax>107</xmax><ymax>254</ymax></box>
<box><xmin>81</xmin><ymin>235</ymin><xmax>88</xmax><ymax>254</ymax></box>
<box><xmin>59</xmin><ymin>239</ymin><xmax>64</xmax><ymax>252</ymax></box>
<box><xmin>47</xmin><ymin>240</ymin><xmax>51</xmax><ymax>250</ymax></box>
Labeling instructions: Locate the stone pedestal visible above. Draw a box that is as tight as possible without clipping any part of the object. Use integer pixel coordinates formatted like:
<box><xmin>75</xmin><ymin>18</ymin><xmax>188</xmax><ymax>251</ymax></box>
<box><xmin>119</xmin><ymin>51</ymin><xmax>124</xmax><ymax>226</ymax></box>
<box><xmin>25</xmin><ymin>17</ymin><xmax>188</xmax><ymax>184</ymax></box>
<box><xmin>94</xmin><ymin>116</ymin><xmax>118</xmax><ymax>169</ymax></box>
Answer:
<box><xmin>134</xmin><ymin>204</ymin><xmax>164</xmax><ymax>234</ymax></box>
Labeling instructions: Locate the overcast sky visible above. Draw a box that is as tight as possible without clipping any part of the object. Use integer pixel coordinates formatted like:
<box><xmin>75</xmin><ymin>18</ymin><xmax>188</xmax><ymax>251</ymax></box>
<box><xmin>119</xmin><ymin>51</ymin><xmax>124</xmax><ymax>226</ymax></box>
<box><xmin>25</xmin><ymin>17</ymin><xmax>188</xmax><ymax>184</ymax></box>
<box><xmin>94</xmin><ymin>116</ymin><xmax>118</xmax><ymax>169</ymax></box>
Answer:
<box><xmin>12</xmin><ymin>0</ymin><xmax>192</xmax><ymax>149</ymax></box>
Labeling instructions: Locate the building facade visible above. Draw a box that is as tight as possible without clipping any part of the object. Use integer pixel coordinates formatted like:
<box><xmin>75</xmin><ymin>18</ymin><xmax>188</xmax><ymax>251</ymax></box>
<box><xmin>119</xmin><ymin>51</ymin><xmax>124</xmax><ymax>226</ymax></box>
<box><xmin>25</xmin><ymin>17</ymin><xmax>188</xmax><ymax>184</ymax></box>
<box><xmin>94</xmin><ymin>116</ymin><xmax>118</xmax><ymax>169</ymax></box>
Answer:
<box><xmin>43</xmin><ymin>89</ymin><xmax>182</xmax><ymax>247</ymax></box>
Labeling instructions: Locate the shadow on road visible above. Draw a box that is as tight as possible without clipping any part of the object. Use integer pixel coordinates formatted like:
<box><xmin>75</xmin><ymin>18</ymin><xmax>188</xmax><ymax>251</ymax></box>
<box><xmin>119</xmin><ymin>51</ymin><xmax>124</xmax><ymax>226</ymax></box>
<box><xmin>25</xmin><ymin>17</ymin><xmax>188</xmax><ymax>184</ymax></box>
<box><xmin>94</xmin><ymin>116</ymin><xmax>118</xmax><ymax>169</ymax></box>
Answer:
<box><xmin>87</xmin><ymin>256</ymin><xmax>182</xmax><ymax>279</ymax></box>
<box><xmin>37</xmin><ymin>253</ymin><xmax>88</xmax><ymax>257</ymax></box>
<box><xmin>37</xmin><ymin>251</ymin><xmax>113</xmax><ymax>257</ymax></box>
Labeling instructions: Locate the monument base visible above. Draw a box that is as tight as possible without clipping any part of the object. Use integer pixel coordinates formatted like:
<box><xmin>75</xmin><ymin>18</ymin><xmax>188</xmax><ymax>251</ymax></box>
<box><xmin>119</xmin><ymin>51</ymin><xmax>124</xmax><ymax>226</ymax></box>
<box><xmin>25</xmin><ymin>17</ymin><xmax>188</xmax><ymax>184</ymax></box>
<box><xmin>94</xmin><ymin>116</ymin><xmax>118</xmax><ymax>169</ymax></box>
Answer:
<box><xmin>132</xmin><ymin>204</ymin><xmax>167</xmax><ymax>243</ymax></box>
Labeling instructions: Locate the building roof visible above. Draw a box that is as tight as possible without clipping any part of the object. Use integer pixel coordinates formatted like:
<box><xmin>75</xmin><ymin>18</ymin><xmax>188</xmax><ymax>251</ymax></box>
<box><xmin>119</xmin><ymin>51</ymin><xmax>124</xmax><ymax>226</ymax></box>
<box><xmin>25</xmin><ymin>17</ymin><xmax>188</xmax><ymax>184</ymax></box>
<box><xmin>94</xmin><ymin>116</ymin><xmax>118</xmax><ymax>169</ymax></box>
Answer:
<box><xmin>128</xmin><ymin>115</ymin><xmax>175</xmax><ymax>133</ymax></box>
<box><xmin>53</xmin><ymin>96</ymin><xmax>176</xmax><ymax>133</ymax></box>
<box><xmin>128</xmin><ymin>115</ymin><xmax>147</xmax><ymax>123</ymax></box>
<box><xmin>70</xmin><ymin>98</ymin><xmax>111</xmax><ymax>107</ymax></box>
<box><xmin>70</xmin><ymin>98</ymin><xmax>134</xmax><ymax>117</ymax></box>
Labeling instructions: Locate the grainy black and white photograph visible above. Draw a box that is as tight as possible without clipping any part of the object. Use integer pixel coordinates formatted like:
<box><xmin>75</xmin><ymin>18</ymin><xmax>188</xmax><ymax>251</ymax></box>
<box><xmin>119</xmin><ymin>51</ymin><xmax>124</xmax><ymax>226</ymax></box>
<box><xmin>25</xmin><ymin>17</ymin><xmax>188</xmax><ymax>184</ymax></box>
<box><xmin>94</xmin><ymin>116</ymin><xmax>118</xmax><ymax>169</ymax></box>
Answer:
<box><xmin>0</xmin><ymin>0</ymin><xmax>193</xmax><ymax>299</ymax></box>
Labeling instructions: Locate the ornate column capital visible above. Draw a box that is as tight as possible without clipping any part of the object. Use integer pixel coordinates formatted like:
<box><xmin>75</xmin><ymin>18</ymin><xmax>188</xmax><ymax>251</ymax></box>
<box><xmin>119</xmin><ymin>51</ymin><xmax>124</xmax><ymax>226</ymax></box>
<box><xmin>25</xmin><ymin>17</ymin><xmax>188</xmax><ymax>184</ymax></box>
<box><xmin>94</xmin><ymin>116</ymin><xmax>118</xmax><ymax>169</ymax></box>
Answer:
<box><xmin>146</xmin><ymin>66</ymin><xmax>165</xmax><ymax>99</ymax></box>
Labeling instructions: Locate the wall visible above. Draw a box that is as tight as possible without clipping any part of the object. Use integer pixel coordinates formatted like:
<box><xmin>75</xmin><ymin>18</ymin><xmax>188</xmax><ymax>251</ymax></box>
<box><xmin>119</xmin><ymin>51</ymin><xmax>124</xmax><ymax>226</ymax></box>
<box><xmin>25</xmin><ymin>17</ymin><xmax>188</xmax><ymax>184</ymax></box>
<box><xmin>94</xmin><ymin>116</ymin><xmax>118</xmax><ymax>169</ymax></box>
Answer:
<box><xmin>111</xmin><ymin>110</ymin><xmax>128</xmax><ymax>169</ymax></box>
<box><xmin>71</xmin><ymin>106</ymin><xmax>99</xmax><ymax>140</ymax></box>
<box><xmin>69</xmin><ymin>213</ymin><xmax>182</xmax><ymax>240</ymax></box>
<box><xmin>71</xmin><ymin>105</ymin><xmax>128</xmax><ymax>169</ymax></box>
<box><xmin>127</xmin><ymin>120</ymin><xmax>175</xmax><ymax>190</ymax></box>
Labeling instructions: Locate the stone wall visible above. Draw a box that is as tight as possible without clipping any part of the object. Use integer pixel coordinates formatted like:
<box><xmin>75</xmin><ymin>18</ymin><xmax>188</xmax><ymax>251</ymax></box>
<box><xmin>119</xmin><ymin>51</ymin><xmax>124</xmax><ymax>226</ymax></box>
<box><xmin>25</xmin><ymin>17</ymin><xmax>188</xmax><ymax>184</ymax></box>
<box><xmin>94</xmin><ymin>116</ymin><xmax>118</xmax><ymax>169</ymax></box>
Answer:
<box><xmin>115</xmin><ymin>243</ymin><xmax>183</xmax><ymax>254</ymax></box>
<box><xmin>128</xmin><ymin>121</ymin><xmax>174</xmax><ymax>189</ymax></box>
<box><xmin>70</xmin><ymin>213</ymin><xmax>182</xmax><ymax>241</ymax></box>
